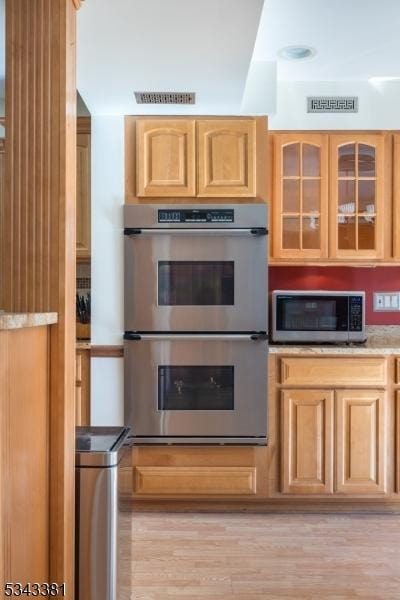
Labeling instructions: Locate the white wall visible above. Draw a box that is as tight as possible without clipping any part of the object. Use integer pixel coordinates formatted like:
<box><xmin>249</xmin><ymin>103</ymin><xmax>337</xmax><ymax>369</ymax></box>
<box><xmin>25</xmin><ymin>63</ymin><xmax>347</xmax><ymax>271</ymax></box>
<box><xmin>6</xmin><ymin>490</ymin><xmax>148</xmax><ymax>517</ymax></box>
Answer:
<box><xmin>91</xmin><ymin>115</ymin><xmax>125</xmax><ymax>425</ymax></box>
<box><xmin>269</xmin><ymin>80</ymin><xmax>400</xmax><ymax>130</ymax></box>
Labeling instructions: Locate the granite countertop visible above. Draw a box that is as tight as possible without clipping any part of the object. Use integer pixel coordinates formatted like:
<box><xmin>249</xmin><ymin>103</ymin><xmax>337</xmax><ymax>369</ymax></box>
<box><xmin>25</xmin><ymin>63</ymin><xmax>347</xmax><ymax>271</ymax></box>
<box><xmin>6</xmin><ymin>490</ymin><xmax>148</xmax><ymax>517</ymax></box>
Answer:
<box><xmin>0</xmin><ymin>312</ymin><xmax>58</xmax><ymax>330</ymax></box>
<box><xmin>269</xmin><ymin>326</ymin><xmax>400</xmax><ymax>355</ymax></box>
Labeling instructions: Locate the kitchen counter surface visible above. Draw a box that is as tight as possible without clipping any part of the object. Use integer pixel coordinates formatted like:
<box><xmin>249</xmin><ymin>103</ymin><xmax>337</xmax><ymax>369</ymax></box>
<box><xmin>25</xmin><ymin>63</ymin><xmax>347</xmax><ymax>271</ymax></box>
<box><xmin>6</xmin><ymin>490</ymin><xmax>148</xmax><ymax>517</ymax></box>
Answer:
<box><xmin>269</xmin><ymin>325</ymin><xmax>400</xmax><ymax>355</ymax></box>
<box><xmin>0</xmin><ymin>312</ymin><xmax>58</xmax><ymax>330</ymax></box>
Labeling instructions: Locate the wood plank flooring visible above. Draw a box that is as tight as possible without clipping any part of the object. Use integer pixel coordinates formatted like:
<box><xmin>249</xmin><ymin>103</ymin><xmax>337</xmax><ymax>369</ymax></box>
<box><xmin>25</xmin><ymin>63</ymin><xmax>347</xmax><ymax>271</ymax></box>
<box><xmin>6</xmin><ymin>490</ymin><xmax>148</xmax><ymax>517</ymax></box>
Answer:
<box><xmin>118</xmin><ymin>512</ymin><xmax>400</xmax><ymax>599</ymax></box>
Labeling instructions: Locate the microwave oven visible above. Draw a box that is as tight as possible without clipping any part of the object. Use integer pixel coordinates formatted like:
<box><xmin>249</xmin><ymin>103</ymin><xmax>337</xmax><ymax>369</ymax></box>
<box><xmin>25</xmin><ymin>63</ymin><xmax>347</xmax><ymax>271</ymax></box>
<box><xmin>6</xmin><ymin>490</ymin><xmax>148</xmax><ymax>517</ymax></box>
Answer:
<box><xmin>271</xmin><ymin>291</ymin><xmax>366</xmax><ymax>344</ymax></box>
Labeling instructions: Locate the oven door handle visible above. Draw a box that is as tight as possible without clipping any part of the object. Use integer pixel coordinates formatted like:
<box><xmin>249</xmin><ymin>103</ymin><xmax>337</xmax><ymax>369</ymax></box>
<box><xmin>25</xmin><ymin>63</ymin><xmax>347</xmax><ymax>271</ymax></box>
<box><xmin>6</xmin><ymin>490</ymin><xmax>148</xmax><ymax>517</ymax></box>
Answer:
<box><xmin>124</xmin><ymin>227</ymin><xmax>267</xmax><ymax>236</ymax></box>
<box><xmin>123</xmin><ymin>332</ymin><xmax>268</xmax><ymax>342</ymax></box>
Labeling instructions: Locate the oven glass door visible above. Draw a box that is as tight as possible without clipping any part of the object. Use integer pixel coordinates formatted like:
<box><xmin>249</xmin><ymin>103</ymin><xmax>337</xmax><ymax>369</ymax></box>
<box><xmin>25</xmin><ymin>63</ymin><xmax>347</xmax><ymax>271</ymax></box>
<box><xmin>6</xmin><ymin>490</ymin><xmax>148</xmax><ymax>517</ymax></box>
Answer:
<box><xmin>276</xmin><ymin>295</ymin><xmax>349</xmax><ymax>332</ymax></box>
<box><xmin>124</xmin><ymin>335</ymin><xmax>267</xmax><ymax>439</ymax></box>
<box><xmin>124</xmin><ymin>232</ymin><xmax>267</xmax><ymax>332</ymax></box>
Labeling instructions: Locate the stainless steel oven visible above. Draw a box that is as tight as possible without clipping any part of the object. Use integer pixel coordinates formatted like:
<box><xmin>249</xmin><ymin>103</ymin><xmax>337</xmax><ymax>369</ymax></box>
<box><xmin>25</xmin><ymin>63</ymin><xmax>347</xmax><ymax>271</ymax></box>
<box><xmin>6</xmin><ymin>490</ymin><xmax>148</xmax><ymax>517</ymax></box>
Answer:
<box><xmin>271</xmin><ymin>290</ymin><xmax>366</xmax><ymax>344</ymax></box>
<box><xmin>124</xmin><ymin>204</ymin><xmax>268</xmax><ymax>444</ymax></box>
<box><xmin>124</xmin><ymin>333</ymin><xmax>267</xmax><ymax>444</ymax></box>
<box><xmin>124</xmin><ymin>204</ymin><xmax>267</xmax><ymax>332</ymax></box>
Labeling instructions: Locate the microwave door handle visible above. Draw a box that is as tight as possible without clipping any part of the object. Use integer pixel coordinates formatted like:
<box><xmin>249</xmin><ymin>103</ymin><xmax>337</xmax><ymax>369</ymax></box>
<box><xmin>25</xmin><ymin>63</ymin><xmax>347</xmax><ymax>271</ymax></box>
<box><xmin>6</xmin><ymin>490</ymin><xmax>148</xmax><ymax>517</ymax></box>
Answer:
<box><xmin>124</xmin><ymin>228</ymin><xmax>267</xmax><ymax>236</ymax></box>
<box><xmin>123</xmin><ymin>333</ymin><xmax>268</xmax><ymax>341</ymax></box>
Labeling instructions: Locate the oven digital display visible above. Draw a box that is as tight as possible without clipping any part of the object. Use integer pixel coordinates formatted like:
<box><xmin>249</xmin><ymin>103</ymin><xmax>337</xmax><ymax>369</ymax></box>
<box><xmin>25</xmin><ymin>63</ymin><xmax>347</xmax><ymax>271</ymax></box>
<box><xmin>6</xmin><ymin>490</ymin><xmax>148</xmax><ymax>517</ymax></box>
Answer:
<box><xmin>158</xmin><ymin>209</ymin><xmax>234</xmax><ymax>223</ymax></box>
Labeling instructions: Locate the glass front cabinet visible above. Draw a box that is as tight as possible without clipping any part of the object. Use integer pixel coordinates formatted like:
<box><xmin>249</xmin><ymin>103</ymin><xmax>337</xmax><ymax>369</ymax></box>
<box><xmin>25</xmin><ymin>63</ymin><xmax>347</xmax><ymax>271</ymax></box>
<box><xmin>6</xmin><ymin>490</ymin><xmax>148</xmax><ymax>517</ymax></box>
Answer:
<box><xmin>329</xmin><ymin>134</ymin><xmax>385</xmax><ymax>260</ymax></box>
<box><xmin>272</xmin><ymin>133</ymin><xmax>388</xmax><ymax>262</ymax></box>
<box><xmin>273</xmin><ymin>134</ymin><xmax>329</xmax><ymax>260</ymax></box>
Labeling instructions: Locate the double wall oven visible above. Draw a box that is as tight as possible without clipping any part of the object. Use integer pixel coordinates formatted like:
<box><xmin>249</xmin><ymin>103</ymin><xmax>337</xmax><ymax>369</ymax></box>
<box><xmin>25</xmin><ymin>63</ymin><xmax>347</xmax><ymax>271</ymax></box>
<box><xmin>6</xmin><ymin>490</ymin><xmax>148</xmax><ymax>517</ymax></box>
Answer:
<box><xmin>124</xmin><ymin>204</ymin><xmax>268</xmax><ymax>444</ymax></box>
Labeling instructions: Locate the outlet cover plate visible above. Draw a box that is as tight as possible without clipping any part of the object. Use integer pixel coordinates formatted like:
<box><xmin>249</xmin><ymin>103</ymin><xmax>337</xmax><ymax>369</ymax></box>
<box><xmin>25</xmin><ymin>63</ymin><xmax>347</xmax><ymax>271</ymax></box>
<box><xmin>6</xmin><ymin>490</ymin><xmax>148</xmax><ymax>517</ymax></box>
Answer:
<box><xmin>373</xmin><ymin>292</ymin><xmax>400</xmax><ymax>312</ymax></box>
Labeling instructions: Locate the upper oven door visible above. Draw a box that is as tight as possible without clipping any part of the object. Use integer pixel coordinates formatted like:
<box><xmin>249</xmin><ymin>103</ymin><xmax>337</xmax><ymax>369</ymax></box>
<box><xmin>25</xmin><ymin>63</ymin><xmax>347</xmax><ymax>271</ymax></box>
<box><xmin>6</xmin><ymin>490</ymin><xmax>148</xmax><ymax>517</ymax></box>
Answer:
<box><xmin>124</xmin><ymin>228</ymin><xmax>267</xmax><ymax>332</ymax></box>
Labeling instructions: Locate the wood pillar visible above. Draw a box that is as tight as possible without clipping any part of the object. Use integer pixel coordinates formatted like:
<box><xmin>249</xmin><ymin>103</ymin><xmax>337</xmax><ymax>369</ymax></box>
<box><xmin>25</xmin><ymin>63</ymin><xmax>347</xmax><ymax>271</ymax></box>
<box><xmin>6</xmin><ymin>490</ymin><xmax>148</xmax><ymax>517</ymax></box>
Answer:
<box><xmin>4</xmin><ymin>0</ymin><xmax>80</xmax><ymax>595</ymax></box>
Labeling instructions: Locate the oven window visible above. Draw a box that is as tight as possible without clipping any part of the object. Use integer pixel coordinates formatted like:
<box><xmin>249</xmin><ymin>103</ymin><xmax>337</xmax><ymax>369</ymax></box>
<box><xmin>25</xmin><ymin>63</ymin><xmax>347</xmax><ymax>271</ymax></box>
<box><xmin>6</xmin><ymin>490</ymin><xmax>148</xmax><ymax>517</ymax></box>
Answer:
<box><xmin>158</xmin><ymin>366</ymin><xmax>234</xmax><ymax>410</ymax></box>
<box><xmin>276</xmin><ymin>296</ymin><xmax>349</xmax><ymax>331</ymax></box>
<box><xmin>158</xmin><ymin>261</ymin><xmax>234</xmax><ymax>306</ymax></box>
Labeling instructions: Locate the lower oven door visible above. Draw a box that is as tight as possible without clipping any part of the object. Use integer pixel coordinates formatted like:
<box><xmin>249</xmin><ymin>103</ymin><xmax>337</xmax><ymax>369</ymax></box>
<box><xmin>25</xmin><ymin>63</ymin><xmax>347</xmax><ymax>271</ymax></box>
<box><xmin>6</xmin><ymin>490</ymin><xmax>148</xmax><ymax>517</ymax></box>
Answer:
<box><xmin>124</xmin><ymin>333</ymin><xmax>268</xmax><ymax>444</ymax></box>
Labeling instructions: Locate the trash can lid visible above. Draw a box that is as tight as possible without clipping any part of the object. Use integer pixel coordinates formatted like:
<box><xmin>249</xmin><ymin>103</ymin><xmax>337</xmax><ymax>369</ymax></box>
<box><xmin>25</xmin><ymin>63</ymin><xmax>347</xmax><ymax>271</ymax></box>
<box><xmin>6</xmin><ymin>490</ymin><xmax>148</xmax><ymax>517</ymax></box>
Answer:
<box><xmin>75</xmin><ymin>426</ymin><xmax>131</xmax><ymax>467</ymax></box>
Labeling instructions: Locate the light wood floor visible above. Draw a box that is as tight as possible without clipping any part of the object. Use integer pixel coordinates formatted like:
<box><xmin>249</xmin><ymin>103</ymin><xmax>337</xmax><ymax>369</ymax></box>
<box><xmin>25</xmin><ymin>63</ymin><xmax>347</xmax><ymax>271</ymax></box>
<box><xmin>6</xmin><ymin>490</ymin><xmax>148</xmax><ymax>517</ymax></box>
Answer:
<box><xmin>119</xmin><ymin>512</ymin><xmax>400</xmax><ymax>599</ymax></box>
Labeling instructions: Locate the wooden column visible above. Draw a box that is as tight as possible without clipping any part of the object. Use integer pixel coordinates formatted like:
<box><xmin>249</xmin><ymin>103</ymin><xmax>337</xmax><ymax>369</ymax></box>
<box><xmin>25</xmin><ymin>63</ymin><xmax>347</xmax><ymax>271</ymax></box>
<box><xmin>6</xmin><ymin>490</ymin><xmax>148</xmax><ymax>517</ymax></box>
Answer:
<box><xmin>3</xmin><ymin>0</ymin><xmax>80</xmax><ymax>595</ymax></box>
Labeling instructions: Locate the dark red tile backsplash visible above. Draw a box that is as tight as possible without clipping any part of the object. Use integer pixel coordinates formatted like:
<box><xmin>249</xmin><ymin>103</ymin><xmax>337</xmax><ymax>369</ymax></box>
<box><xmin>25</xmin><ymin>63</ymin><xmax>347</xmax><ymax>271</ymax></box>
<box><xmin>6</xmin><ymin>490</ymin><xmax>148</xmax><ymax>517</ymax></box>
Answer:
<box><xmin>269</xmin><ymin>266</ymin><xmax>400</xmax><ymax>325</ymax></box>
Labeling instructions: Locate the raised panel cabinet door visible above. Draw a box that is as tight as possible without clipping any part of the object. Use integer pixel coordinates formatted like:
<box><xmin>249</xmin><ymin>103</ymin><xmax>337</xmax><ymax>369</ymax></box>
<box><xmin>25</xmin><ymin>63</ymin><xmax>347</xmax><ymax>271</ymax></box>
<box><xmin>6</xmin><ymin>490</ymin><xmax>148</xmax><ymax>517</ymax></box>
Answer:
<box><xmin>197</xmin><ymin>120</ymin><xmax>256</xmax><ymax>197</ymax></box>
<box><xmin>136</xmin><ymin>119</ymin><xmax>196</xmax><ymax>197</ymax></box>
<box><xmin>0</xmin><ymin>140</ymin><xmax>4</xmax><ymax>276</ymax></box>
<box><xmin>336</xmin><ymin>389</ymin><xmax>387</xmax><ymax>494</ymax></box>
<box><xmin>281</xmin><ymin>389</ymin><xmax>334</xmax><ymax>494</ymax></box>
<box><xmin>396</xmin><ymin>390</ymin><xmax>400</xmax><ymax>493</ymax></box>
<box><xmin>76</xmin><ymin>133</ymin><xmax>91</xmax><ymax>259</ymax></box>
<box><xmin>329</xmin><ymin>134</ymin><xmax>386</xmax><ymax>260</ymax></box>
<box><xmin>272</xmin><ymin>133</ymin><xmax>329</xmax><ymax>260</ymax></box>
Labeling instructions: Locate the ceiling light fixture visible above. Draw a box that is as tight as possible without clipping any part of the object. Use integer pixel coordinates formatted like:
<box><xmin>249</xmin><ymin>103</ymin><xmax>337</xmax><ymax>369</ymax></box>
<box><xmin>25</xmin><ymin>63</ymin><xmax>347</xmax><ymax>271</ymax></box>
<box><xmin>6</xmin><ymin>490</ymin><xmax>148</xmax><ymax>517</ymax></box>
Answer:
<box><xmin>278</xmin><ymin>46</ymin><xmax>316</xmax><ymax>60</ymax></box>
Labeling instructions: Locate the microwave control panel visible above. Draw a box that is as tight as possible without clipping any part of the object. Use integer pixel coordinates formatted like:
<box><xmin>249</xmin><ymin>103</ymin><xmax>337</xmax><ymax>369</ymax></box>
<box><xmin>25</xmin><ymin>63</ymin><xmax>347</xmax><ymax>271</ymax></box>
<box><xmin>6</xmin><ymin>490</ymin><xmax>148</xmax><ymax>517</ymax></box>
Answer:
<box><xmin>158</xmin><ymin>209</ymin><xmax>234</xmax><ymax>224</ymax></box>
<box><xmin>349</xmin><ymin>295</ymin><xmax>363</xmax><ymax>331</ymax></box>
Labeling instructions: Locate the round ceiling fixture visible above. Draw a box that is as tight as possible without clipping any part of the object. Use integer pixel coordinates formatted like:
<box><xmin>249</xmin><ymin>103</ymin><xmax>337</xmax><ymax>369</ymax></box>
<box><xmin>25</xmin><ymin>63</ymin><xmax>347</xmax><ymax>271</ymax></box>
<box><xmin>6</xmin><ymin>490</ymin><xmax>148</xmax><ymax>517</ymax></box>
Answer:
<box><xmin>278</xmin><ymin>46</ymin><xmax>316</xmax><ymax>60</ymax></box>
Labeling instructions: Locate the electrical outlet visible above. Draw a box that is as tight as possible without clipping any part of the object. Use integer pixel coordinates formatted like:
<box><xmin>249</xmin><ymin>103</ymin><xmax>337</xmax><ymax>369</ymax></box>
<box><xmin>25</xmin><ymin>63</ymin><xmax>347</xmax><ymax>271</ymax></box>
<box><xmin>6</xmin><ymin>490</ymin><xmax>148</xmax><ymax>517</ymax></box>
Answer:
<box><xmin>373</xmin><ymin>292</ymin><xmax>400</xmax><ymax>312</ymax></box>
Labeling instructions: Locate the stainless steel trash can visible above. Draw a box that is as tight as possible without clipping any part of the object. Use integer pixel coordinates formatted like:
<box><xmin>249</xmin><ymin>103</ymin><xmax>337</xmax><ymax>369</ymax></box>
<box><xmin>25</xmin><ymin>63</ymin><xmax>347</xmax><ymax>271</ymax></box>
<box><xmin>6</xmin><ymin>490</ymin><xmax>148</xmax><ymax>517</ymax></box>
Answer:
<box><xmin>75</xmin><ymin>426</ymin><xmax>131</xmax><ymax>600</ymax></box>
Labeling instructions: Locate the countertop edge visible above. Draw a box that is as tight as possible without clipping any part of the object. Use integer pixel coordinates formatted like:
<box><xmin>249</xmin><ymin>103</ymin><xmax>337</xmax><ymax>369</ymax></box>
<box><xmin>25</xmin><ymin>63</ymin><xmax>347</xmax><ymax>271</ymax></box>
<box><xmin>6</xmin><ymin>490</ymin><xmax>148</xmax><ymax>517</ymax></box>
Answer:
<box><xmin>0</xmin><ymin>312</ymin><xmax>58</xmax><ymax>331</ymax></box>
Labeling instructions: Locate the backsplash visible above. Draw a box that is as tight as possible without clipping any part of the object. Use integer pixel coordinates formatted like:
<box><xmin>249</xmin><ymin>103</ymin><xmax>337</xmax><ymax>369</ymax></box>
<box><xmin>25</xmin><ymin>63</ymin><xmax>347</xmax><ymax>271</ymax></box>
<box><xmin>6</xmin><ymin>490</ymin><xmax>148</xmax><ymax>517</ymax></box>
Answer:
<box><xmin>269</xmin><ymin>266</ymin><xmax>400</xmax><ymax>325</ymax></box>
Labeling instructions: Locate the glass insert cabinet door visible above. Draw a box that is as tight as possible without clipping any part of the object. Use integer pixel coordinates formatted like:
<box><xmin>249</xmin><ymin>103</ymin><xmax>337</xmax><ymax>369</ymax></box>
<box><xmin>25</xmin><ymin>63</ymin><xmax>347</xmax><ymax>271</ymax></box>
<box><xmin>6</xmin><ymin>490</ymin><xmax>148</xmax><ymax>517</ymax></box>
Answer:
<box><xmin>329</xmin><ymin>134</ymin><xmax>385</xmax><ymax>259</ymax></box>
<box><xmin>273</xmin><ymin>133</ymin><xmax>329</xmax><ymax>259</ymax></box>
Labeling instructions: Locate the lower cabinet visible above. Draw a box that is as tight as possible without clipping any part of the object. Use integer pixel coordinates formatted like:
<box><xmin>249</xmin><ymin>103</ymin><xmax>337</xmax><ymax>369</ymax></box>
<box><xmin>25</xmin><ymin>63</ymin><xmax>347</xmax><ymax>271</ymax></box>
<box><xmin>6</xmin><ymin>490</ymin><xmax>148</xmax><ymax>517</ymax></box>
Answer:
<box><xmin>75</xmin><ymin>349</ymin><xmax>90</xmax><ymax>426</ymax></box>
<box><xmin>396</xmin><ymin>390</ymin><xmax>400</xmax><ymax>494</ymax></box>
<box><xmin>131</xmin><ymin>446</ymin><xmax>267</xmax><ymax>498</ymax></box>
<box><xmin>281</xmin><ymin>388</ymin><xmax>387</xmax><ymax>495</ymax></box>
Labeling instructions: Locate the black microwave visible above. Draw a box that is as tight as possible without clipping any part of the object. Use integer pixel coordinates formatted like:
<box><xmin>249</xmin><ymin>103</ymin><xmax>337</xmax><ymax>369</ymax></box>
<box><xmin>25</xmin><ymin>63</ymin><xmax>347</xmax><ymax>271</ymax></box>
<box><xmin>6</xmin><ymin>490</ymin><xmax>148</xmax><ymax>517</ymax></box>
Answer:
<box><xmin>271</xmin><ymin>291</ymin><xmax>366</xmax><ymax>344</ymax></box>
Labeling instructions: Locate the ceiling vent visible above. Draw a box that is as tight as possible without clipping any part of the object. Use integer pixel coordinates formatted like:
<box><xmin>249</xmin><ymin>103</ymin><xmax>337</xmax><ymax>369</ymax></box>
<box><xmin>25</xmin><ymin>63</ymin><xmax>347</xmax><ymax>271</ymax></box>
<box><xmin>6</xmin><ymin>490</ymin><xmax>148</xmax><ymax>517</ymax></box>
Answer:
<box><xmin>307</xmin><ymin>96</ymin><xmax>358</xmax><ymax>113</ymax></box>
<box><xmin>134</xmin><ymin>91</ymin><xmax>196</xmax><ymax>105</ymax></box>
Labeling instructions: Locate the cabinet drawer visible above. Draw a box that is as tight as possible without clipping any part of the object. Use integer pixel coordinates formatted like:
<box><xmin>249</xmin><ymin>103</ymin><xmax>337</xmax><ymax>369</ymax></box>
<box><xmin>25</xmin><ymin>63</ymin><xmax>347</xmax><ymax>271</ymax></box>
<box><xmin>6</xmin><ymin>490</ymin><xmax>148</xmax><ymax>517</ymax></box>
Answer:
<box><xmin>280</xmin><ymin>357</ymin><xmax>387</xmax><ymax>387</ymax></box>
<box><xmin>134</xmin><ymin>466</ymin><xmax>256</xmax><ymax>496</ymax></box>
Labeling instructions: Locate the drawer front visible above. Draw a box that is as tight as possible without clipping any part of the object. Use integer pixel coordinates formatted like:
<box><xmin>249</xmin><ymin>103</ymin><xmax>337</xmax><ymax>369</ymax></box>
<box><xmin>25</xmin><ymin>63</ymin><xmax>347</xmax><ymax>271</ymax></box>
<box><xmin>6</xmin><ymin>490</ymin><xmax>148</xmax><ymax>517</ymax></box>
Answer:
<box><xmin>280</xmin><ymin>357</ymin><xmax>387</xmax><ymax>387</ymax></box>
<box><xmin>134</xmin><ymin>466</ymin><xmax>256</xmax><ymax>496</ymax></box>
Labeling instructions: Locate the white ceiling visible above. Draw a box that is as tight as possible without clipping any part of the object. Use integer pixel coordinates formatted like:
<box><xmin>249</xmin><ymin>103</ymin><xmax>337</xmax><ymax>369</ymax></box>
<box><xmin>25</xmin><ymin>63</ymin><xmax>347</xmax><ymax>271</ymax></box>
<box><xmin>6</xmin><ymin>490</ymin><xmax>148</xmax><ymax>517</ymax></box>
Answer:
<box><xmin>254</xmin><ymin>0</ymin><xmax>400</xmax><ymax>82</ymax></box>
<box><xmin>77</xmin><ymin>0</ymin><xmax>264</xmax><ymax>115</ymax></box>
<box><xmin>1</xmin><ymin>0</ymin><xmax>400</xmax><ymax>113</ymax></box>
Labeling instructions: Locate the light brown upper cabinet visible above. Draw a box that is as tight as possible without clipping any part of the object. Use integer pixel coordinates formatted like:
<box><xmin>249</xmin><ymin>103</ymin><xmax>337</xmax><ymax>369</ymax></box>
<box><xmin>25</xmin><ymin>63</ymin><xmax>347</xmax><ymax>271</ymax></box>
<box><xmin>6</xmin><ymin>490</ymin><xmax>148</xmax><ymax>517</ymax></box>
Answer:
<box><xmin>136</xmin><ymin>119</ymin><xmax>196</xmax><ymax>197</ymax></box>
<box><xmin>129</xmin><ymin>117</ymin><xmax>261</xmax><ymax>199</ymax></box>
<box><xmin>329</xmin><ymin>134</ymin><xmax>385</xmax><ymax>260</ymax></box>
<box><xmin>272</xmin><ymin>133</ymin><xmax>329</xmax><ymax>259</ymax></box>
<box><xmin>197</xmin><ymin>120</ymin><xmax>256</xmax><ymax>197</ymax></box>
<box><xmin>271</xmin><ymin>132</ymin><xmax>390</xmax><ymax>263</ymax></box>
<box><xmin>393</xmin><ymin>134</ymin><xmax>400</xmax><ymax>260</ymax></box>
<box><xmin>76</xmin><ymin>133</ymin><xmax>91</xmax><ymax>259</ymax></box>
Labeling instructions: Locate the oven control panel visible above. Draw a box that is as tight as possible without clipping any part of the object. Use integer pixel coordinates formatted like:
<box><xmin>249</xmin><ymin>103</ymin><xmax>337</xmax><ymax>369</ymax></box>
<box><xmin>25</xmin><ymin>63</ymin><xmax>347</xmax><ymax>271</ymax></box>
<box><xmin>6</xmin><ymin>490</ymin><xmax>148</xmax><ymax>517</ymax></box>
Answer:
<box><xmin>158</xmin><ymin>209</ymin><xmax>234</xmax><ymax>223</ymax></box>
